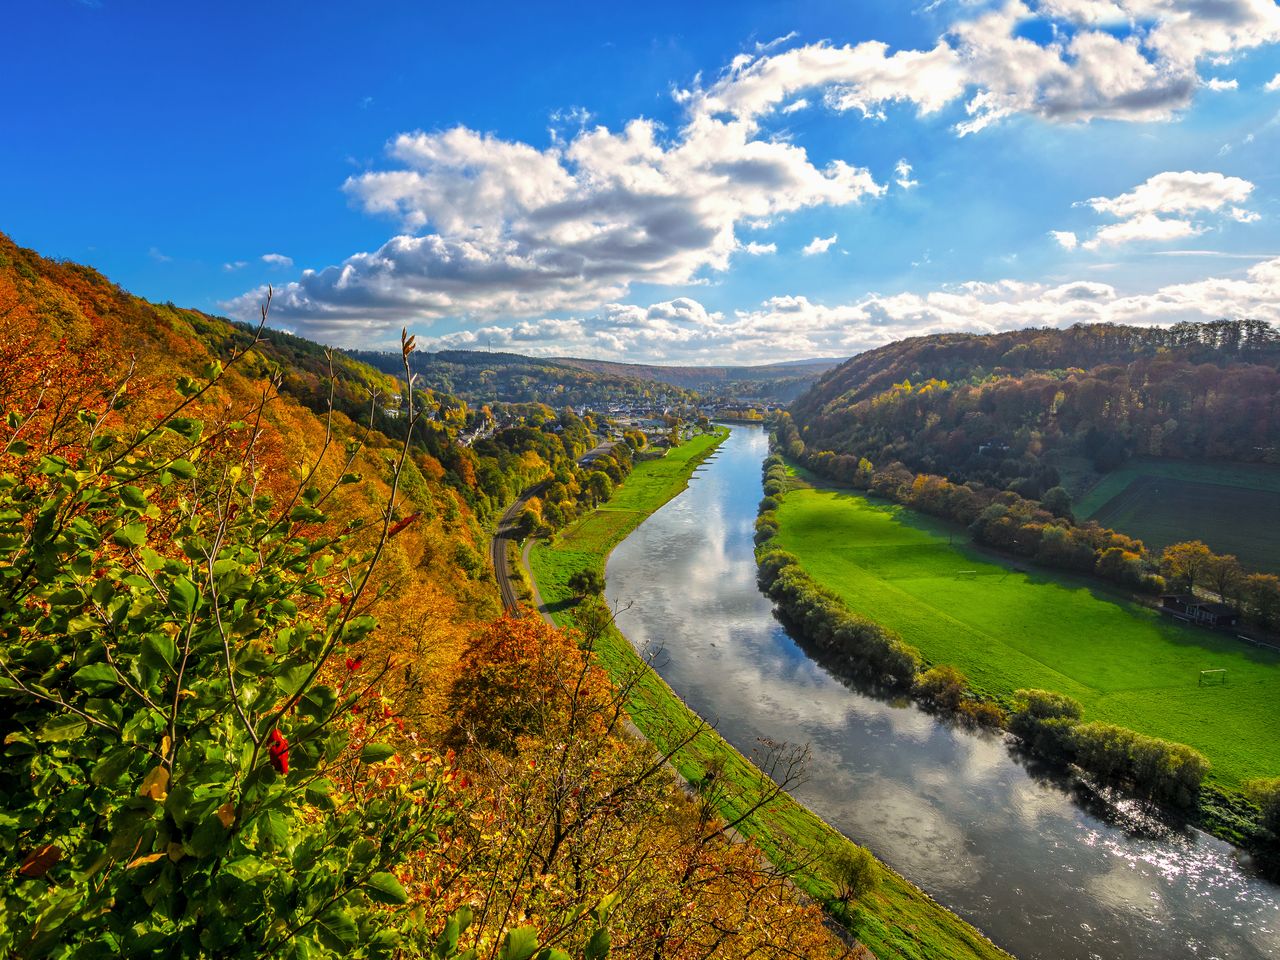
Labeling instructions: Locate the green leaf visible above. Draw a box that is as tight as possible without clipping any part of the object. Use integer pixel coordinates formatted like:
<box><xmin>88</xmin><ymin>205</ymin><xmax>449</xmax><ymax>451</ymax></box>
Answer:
<box><xmin>359</xmin><ymin>743</ymin><xmax>395</xmax><ymax>765</ymax></box>
<box><xmin>91</xmin><ymin>746</ymin><xmax>135</xmax><ymax>785</ymax></box>
<box><xmin>168</xmin><ymin>459</ymin><xmax>197</xmax><ymax>481</ymax></box>
<box><xmin>143</xmin><ymin>631</ymin><xmax>178</xmax><ymax>673</ymax></box>
<box><xmin>112</xmin><ymin>522</ymin><xmax>147</xmax><ymax>548</ymax></box>
<box><xmin>499</xmin><ymin>927</ymin><xmax>540</xmax><ymax>960</ymax></box>
<box><xmin>366</xmin><ymin>871</ymin><xmax>408</xmax><ymax>905</ymax></box>
<box><xmin>313</xmin><ymin>909</ymin><xmax>359</xmax><ymax>951</ymax></box>
<box><xmin>584</xmin><ymin>928</ymin><xmax>610</xmax><ymax>960</ymax></box>
<box><xmin>72</xmin><ymin>662</ymin><xmax>118</xmax><ymax>693</ymax></box>
<box><xmin>166</xmin><ymin>417</ymin><xmax>204</xmax><ymax>443</ymax></box>
<box><xmin>168</xmin><ymin>576</ymin><xmax>198</xmax><ymax>616</ymax></box>
<box><xmin>38</xmin><ymin>715</ymin><xmax>88</xmax><ymax>742</ymax></box>
<box><xmin>120</xmin><ymin>485</ymin><xmax>148</xmax><ymax>510</ymax></box>
<box><xmin>257</xmin><ymin>809</ymin><xmax>289</xmax><ymax>852</ymax></box>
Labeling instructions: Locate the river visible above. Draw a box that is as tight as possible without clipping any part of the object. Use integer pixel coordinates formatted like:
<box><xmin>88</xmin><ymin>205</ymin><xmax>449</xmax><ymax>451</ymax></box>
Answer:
<box><xmin>604</xmin><ymin>424</ymin><xmax>1279</xmax><ymax>960</ymax></box>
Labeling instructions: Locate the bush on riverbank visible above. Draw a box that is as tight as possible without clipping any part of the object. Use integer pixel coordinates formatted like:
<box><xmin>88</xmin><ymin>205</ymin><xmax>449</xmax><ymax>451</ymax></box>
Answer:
<box><xmin>1008</xmin><ymin>690</ymin><xmax>1208</xmax><ymax>809</ymax></box>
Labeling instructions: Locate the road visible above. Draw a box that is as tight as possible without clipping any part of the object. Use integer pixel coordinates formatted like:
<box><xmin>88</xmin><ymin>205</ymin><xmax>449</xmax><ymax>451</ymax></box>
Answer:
<box><xmin>491</xmin><ymin>440</ymin><xmax>617</xmax><ymax>612</ymax></box>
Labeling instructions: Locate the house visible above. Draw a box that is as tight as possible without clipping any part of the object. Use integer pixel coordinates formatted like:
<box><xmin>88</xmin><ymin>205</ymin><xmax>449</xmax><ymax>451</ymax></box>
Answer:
<box><xmin>1160</xmin><ymin>594</ymin><xmax>1241</xmax><ymax>628</ymax></box>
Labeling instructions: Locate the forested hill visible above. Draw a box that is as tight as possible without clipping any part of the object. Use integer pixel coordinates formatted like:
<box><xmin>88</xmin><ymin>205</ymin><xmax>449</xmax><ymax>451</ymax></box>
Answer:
<box><xmin>350</xmin><ymin>348</ymin><xmax>696</xmax><ymax>408</ymax></box>
<box><xmin>557</xmin><ymin>356</ymin><xmax>843</xmax><ymax>401</ymax></box>
<box><xmin>790</xmin><ymin>321</ymin><xmax>1280</xmax><ymax>499</ymax></box>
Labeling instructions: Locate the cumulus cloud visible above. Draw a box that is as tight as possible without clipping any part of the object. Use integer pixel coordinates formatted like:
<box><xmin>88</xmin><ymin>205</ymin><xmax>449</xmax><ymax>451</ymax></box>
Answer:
<box><xmin>742</xmin><ymin>241</ymin><xmax>777</xmax><ymax>255</ymax></box>
<box><xmin>1204</xmin><ymin>77</ymin><xmax>1238</xmax><ymax>91</ymax></box>
<box><xmin>1071</xmin><ymin>170</ymin><xmax>1258</xmax><ymax>249</ymax></box>
<box><xmin>685</xmin><ymin>0</ymin><xmax>1280</xmax><ymax>136</ymax></box>
<box><xmin>226</xmin><ymin>119</ymin><xmax>883</xmax><ymax>342</ymax></box>
<box><xmin>411</xmin><ymin>256</ymin><xmax>1280</xmax><ymax>364</ymax></box>
<box><xmin>1267</xmin><ymin>73</ymin><xmax>1280</xmax><ymax>91</ymax></box>
<box><xmin>780</xmin><ymin>98</ymin><xmax>810</xmax><ymax>114</ymax></box>
<box><xmin>802</xmin><ymin>233</ymin><xmax>839</xmax><ymax>255</ymax></box>
<box><xmin>261</xmin><ymin>253</ymin><xmax>294</xmax><ymax>267</ymax></box>
<box><xmin>1051</xmin><ymin>230</ymin><xmax>1079</xmax><ymax>249</ymax></box>
<box><xmin>895</xmin><ymin>159</ymin><xmax>919</xmax><ymax>189</ymax></box>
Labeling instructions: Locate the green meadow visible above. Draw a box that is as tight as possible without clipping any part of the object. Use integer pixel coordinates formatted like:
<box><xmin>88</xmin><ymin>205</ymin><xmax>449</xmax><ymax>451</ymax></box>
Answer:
<box><xmin>529</xmin><ymin>430</ymin><xmax>1013</xmax><ymax>960</ymax></box>
<box><xmin>773</xmin><ymin>485</ymin><xmax>1280</xmax><ymax>790</ymax></box>
<box><xmin>1074</xmin><ymin>458</ymin><xmax>1280</xmax><ymax>572</ymax></box>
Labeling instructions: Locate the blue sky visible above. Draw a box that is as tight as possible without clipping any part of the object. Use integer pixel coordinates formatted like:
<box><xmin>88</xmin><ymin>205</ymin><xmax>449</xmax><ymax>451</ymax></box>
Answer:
<box><xmin>5</xmin><ymin>0</ymin><xmax>1280</xmax><ymax>363</ymax></box>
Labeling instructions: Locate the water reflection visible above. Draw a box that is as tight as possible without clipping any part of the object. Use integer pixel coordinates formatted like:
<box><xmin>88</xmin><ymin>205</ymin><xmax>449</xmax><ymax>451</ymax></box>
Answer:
<box><xmin>606</xmin><ymin>425</ymin><xmax>1279</xmax><ymax>960</ymax></box>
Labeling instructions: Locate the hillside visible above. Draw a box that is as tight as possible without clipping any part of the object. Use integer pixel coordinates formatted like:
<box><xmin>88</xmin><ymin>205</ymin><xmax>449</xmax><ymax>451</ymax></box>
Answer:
<box><xmin>350</xmin><ymin>348</ymin><xmax>697</xmax><ymax>410</ymax></box>
<box><xmin>789</xmin><ymin>322</ymin><xmax>1280</xmax><ymax>556</ymax></box>
<box><xmin>557</xmin><ymin>356</ymin><xmax>843</xmax><ymax>401</ymax></box>
<box><xmin>0</xmin><ymin>233</ymin><xmax>851</xmax><ymax>958</ymax></box>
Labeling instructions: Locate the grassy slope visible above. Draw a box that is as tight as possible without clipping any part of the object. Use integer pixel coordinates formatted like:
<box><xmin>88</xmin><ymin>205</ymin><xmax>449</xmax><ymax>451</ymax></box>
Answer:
<box><xmin>529</xmin><ymin>431</ymin><xmax>1012</xmax><ymax>960</ymax></box>
<box><xmin>1075</xmin><ymin>459</ymin><xmax>1280</xmax><ymax>571</ymax></box>
<box><xmin>772</xmin><ymin>485</ymin><xmax>1280</xmax><ymax>791</ymax></box>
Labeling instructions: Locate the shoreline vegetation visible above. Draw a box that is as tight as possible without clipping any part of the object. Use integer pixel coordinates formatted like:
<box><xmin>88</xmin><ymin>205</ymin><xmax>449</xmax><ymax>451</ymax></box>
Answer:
<box><xmin>756</xmin><ymin>434</ymin><xmax>1278</xmax><ymax>859</ymax></box>
<box><xmin>526</xmin><ymin>427</ymin><xmax>1014</xmax><ymax>960</ymax></box>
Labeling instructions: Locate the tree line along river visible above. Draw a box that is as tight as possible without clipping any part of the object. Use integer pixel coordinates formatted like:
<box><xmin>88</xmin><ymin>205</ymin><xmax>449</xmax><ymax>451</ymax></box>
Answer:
<box><xmin>604</xmin><ymin>424</ymin><xmax>1279</xmax><ymax>960</ymax></box>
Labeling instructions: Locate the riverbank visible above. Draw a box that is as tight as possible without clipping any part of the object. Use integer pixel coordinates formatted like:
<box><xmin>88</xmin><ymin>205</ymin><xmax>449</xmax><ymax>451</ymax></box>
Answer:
<box><xmin>527</xmin><ymin>428</ymin><xmax>1013</xmax><ymax>960</ymax></box>
<box><xmin>765</xmin><ymin>455</ymin><xmax>1278</xmax><ymax>853</ymax></box>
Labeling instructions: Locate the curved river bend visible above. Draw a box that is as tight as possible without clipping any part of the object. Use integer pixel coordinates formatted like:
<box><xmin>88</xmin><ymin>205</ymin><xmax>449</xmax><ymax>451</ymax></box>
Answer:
<box><xmin>605</xmin><ymin>425</ymin><xmax>1278</xmax><ymax>960</ymax></box>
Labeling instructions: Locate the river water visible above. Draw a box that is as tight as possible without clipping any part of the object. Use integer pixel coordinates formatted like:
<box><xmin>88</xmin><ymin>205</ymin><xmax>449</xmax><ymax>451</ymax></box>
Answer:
<box><xmin>604</xmin><ymin>424</ymin><xmax>1279</xmax><ymax>960</ymax></box>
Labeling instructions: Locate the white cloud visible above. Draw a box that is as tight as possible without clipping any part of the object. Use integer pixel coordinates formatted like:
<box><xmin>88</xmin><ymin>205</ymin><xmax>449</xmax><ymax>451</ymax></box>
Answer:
<box><xmin>1070</xmin><ymin>170</ymin><xmax>1258</xmax><ymax>249</ymax></box>
<box><xmin>1051</xmin><ymin>230</ymin><xmax>1079</xmax><ymax>249</ymax></box>
<box><xmin>148</xmin><ymin>247</ymin><xmax>171</xmax><ymax>263</ymax></box>
<box><xmin>262</xmin><ymin>253</ymin><xmax>294</xmax><ymax>268</ymax></box>
<box><xmin>411</xmin><ymin>256</ymin><xmax>1280</xmax><ymax>364</ymax></box>
<box><xmin>223</xmin><ymin>260</ymin><xmax>248</xmax><ymax>271</ymax></box>
<box><xmin>780</xmin><ymin>97</ymin><xmax>810</xmax><ymax>114</ymax></box>
<box><xmin>742</xmin><ymin>241</ymin><xmax>777</xmax><ymax>255</ymax></box>
<box><xmin>1205</xmin><ymin>77</ymin><xmax>1238</xmax><ymax>91</ymax></box>
<box><xmin>227</xmin><ymin>119</ymin><xmax>883</xmax><ymax>342</ymax></box>
<box><xmin>1082</xmin><ymin>213</ymin><xmax>1202</xmax><ymax>249</ymax></box>
<box><xmin>802</xmin><ymin>233</ymin><xmax>839</xmax><ymax>255</ymax></box>
<box><xmin>1267</xmin><ymin>73</ymin><xmax>1280</xmax><ymax>92</ymax></box>
<box><xmin>1086</xmin><ymin>170</ymin><xmax>1254</xmax><ymax>219</ymax></box>
<box><xmin>895</xmin><ymin>159</ymin><xmax>919</xmax><ymax>189</ymax></box>
<box><xmin>686</xmin><ymin>1</ymin><xmax>1280</xmax><ymax>137</ymax></box>
<box><xmin>689</xmin><ymin>39</ymin><xmax>966</xmax><ymax>122</ymax></box>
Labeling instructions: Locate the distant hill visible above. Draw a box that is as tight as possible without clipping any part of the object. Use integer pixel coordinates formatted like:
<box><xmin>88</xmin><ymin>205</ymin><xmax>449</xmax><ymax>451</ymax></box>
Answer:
<box><xmin>350</xmin><ymin>348</ymin><xmax>844</xmax><ymax>405</ymax></box>
<box><xmin>349</xmin><ymin>348</ymin><xmax>694</xmax><ymax>408</ymax></box>
<box><xmin>554</xmin><ymin>356</ymin><xmax>842</xmax><ymax>392</ymax></box>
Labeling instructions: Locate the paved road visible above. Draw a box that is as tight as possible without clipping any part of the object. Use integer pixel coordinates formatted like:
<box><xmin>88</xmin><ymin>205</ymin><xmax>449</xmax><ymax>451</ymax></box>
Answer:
<box><xmin>491</xmin><ymin>440</ymin><xmax>617</xmax><ymax>612</ymax></box>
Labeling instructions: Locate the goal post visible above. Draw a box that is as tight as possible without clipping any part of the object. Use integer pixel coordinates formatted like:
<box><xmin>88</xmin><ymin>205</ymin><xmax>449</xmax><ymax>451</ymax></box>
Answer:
<box><xmin>1199</xmin><ymin>669</ymin><xmax>1227</xmax><ymax>686</ymax></box>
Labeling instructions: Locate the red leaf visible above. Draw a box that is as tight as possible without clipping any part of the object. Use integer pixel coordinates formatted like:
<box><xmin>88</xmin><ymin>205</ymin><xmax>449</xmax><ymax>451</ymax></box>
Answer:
<box><xmin>19</xmin><ymin>843</ymin><xmax>61</xmax><ymax>878</ymax></box>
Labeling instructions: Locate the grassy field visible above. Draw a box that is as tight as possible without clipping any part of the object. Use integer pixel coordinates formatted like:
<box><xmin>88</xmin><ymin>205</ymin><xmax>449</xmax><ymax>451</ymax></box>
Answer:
<box><xmin>772</xmin><ymin>485</ymin><xmax>1280</xmax><ymax>791</ymax></box>
<box><xmin>529</xmin><ymin>430</ymin><xmax>1013</xmax><ymax>960</ymax></box>
<box><xmin>1075</xmin><ymin>459</ymin><xmax>1280</xmax><ymax>571</ymax></box>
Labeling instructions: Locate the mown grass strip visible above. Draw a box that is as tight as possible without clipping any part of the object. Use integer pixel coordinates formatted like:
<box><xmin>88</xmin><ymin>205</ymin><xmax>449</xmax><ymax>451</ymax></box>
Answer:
<box><xmin>528</xmin><ymin>429</ymin><xmax>1013</xmax><ymax>960</ymax></box>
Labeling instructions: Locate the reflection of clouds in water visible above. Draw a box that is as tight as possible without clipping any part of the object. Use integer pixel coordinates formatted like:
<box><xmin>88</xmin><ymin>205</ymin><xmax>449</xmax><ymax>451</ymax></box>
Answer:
<box><xmin>1007</xmin><ymin>777</ymin><xmax>1074</xmax><ymax>831</ymax></box>
<box><xmin>802</xmin><ymin>775</ymin><xmax>981</xmax><ymax>891</ymax></box>
<box><xmin>1087</xmin><ymin>862</ymin><xmax>1167</xmax><ymax>921</ymax></box>
<box><xmin>603</xmin><ymin>426</ymin><xmax>1280</xmax><ymax>960</ymax></box>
